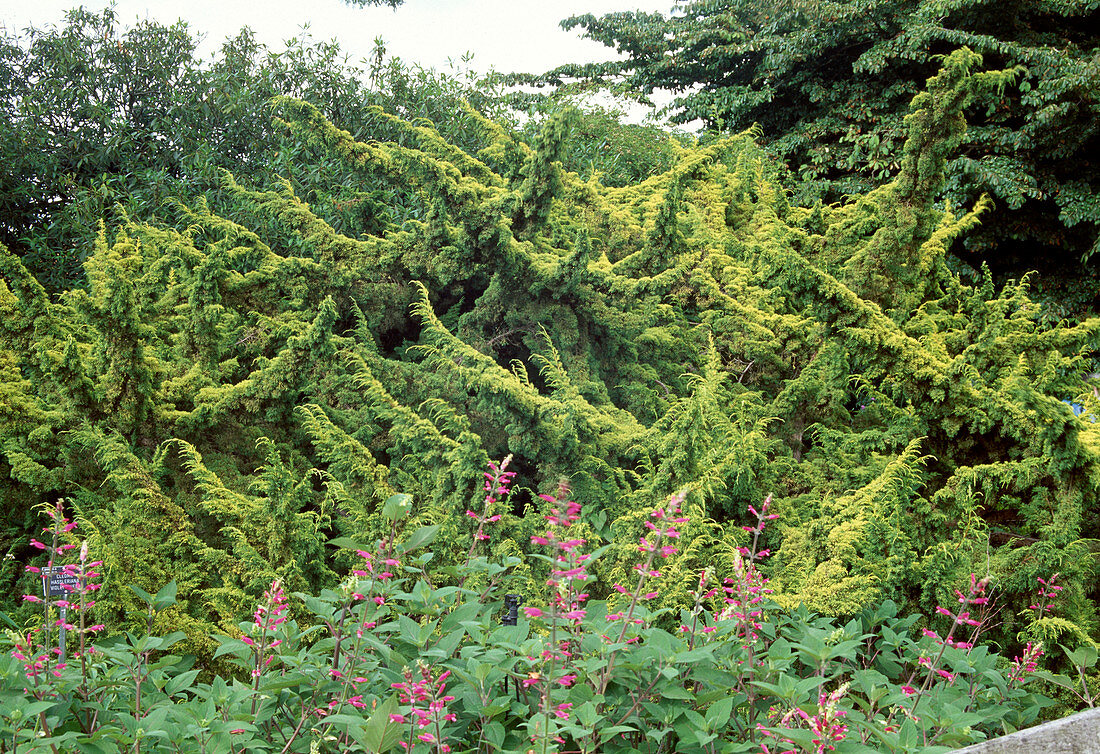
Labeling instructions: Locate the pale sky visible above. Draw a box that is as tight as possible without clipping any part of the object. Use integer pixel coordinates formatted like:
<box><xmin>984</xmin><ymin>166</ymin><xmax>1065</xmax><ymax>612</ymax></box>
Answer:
<box><xmin>1</xmin><ymin>0</ymin><xmax>676</xmax><ymax>76</ymax></box>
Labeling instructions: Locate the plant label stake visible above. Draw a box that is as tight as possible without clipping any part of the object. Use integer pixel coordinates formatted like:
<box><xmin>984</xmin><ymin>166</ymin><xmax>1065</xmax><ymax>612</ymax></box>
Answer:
<box><xmin>41</xmin><ymin>566</ymin><xmax>78</xmax><ymax>660</ymax></box>
<box><xmin>501</xmin><ymin>594</ymin><xmax>522</xmax><ymax>700</ymax></box>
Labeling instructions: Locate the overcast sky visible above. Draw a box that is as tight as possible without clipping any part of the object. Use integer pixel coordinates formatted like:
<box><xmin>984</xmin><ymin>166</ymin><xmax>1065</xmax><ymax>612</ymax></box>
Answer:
<box><xmin>1</xmin><ymin>0</ymin><xmax>676</xmax><ymax>75</ymax></box>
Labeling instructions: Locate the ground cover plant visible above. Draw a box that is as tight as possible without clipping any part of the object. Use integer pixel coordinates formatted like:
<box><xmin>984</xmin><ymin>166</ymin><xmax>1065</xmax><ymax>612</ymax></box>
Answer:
<box><xmin>1</xmin><ymin>45</ymin><xmax>1099</xmax><ymax>748</ymax></box>
<box><xmin>0</xmin><ymin>484</ymin><xmax>1076</xmax><ymax>752</ymax></box>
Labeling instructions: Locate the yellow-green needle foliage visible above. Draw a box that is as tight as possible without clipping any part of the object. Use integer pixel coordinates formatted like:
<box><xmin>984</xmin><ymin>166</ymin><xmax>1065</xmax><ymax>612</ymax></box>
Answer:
<box><xmin>1</xmin><ymin>50</ymin><xmax>1095</xmax><ymax>653</ymax></box>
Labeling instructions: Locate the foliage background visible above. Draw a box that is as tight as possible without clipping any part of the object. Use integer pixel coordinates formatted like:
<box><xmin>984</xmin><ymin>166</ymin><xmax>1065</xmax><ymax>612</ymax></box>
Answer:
<box><xmin>1</xmin><ymin>19</ymin><xmax>1097</xmax><ymax>675</ymax></box>
<box><xmin>521</xmin><ymin>0</ymin><xmax>1100</xmax><ymax>311</ymax></box>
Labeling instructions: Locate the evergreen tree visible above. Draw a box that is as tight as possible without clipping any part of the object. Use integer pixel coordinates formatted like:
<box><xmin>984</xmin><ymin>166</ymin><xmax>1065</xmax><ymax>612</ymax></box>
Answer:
<box><xmin>1</xmin><ymin>50</ymin><xmax>1096</xmax><ymax>652</ymax></box>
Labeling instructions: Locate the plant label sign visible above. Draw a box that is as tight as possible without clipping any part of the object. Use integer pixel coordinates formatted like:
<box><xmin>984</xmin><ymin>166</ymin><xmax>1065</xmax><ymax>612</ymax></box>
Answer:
<box><xmin>40</xmin><ymin>566</ymin><xmax>80</xmax><ymax>597</ymax></box>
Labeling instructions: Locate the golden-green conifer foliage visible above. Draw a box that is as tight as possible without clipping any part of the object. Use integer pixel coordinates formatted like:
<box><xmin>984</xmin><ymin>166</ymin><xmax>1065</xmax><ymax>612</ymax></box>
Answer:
<box><xmin>1</xmin><ymin>49</ymin><xmax>1096</xmax><ymax>644</ymax></box>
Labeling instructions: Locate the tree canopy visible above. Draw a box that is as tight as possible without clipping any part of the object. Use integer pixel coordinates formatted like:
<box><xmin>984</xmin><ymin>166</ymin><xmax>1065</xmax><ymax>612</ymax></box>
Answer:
<box><xmin>0</xmin><ymin>7</ymin><xmax>687</xmax><ymax>295</ymax></box>
<box><xmin>530</xmin><ymin>0</ymin><xmax>1100</xmax><ymax>294</ymax></box>
<box><xmin>0</xmin><ymin>7</ymin><xmax>506</xmax><ymax>292</ymax></box>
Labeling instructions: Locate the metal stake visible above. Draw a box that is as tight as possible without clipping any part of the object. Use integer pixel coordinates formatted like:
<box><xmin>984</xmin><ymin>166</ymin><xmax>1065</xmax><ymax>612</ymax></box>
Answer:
<box><xmin>58</xmin><ymin>606</ymin><xmax>67</xmax><ymax>661</ymax></box>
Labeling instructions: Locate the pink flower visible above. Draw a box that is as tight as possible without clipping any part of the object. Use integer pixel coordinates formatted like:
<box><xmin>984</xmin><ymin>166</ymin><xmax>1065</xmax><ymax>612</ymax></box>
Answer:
<box><xmin>523</xmin><ymin>607</ymin><xmax>543</xmax><ymax>618</ymax></box>
<box><xmin>553</xmin><ymin>702</ymin><xmax>573</xmax><ymax>719</ymax></box>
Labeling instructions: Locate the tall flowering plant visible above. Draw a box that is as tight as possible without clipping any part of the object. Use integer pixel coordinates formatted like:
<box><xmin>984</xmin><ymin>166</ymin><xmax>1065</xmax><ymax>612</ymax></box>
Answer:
<box><xmin>244</xmin><ymin>578</ymin><xmax>290</xmax><ymax>713</ymax></box>
<box><xmin>1023</xmin><ymin>572</ymin><xmax>1099</xmax><ymax>708</ymax></box>
<box><xmin>19</xmin><ymin>500</ymin><xmax>103</xmax><ymax>688</ymax></box>
<box><xmin>465</xmin><ymin>454</ymin><xmax>513</xmax><ymax>555</ymax></box>
<box><xmin>457</xmin><ymin>454</ymin><xmax>514</xmax><ymax>601</ymax></box>
<box><xmin>391</xmin><ymin>660</ymin><xmax>457</xmax><ymax>754</ymax></box>
<box><xmin>522</xmin><ymin>481</ymin><xmax>591</xmax><ymax>753</ymax></box>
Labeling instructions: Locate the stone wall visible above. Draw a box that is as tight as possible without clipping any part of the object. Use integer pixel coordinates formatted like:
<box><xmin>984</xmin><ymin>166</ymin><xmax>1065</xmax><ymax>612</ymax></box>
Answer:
<box><xmin>954</xmin><ymin>708</ymin><xmax>1100</xmax><ymax>753</ymax></box>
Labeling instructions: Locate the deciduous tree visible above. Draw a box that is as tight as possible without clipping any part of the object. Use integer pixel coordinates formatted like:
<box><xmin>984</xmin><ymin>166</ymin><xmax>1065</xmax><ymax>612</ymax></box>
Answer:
<box><xmin>533</xmin><ymin>0</ymin><xmax>1100</xmax><ymax>290</ymax></box>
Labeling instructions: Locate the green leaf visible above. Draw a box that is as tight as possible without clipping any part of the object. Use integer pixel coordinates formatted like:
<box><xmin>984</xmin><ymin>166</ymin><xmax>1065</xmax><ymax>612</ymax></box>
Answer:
<box><xmin>361</xmin><ymin>696</ymin><xmax>404</xmax><ymax>752</ymax></box>
<box><xmin>213</xmin><ymin>637</ymin><xmax>251</xmax><ymax>660</ymax></box>
<box><xmin>705</xmin><ymin>696</ymin><xmax>734</xmax><ymax>730</ymax></box>
<box><xmin>1061</xmin><ymin>643</ymin><xmax>1099</xmax><ymax>669</ymax></box>
<box><xmin>482</xmin><ymin>721</ymin><xmax>505</xmax><ymax>749</ymax></box>
<box><xmin>382</xmin><ymin>493</ymin><xmax>413</xmax><ymax>522</ymax></box>
<box><xmin>164</xmin><ymin>669</ymin><xmax>201</xmax><ymax>696</ymax></box>
<box><xmin>327</xmin><ymin>536</ymin><xmax>368</xmax><ymax>551</ymax></box>
<box><xmin>129</xmin><ymin>584</ymin><xmax>155</xmax><ymax>606</ymax></box>
<box><xmin>21</xmin><ymin>700</ymin><xmax>57</xmax><ymax>717</ymax></box>
<box><xmin>153</xmin><ymin>580</ymin><xmax>178</xmax><ymax>610</ymax></box>
<box><xmin>402</xmin><ymin>525</ymin><xmax>440</xmax><ymax>552</ymax></box>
